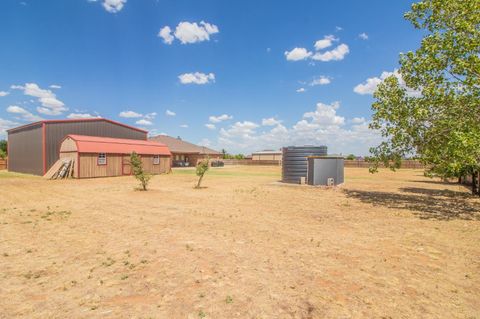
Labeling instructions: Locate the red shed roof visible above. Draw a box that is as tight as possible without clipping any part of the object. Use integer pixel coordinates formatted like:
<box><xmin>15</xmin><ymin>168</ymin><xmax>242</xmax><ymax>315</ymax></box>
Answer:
<box><xmin>65</xmin><ymin>135</ymin><xmax>171</xmax><ymax>155</ymax></box>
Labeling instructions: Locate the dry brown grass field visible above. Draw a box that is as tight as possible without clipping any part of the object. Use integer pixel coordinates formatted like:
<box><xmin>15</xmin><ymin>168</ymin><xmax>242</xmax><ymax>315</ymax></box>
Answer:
<box><xmin>0</xmin><ymin>166</ymin><xmax>479</xmax><ymax>319</ymax></box>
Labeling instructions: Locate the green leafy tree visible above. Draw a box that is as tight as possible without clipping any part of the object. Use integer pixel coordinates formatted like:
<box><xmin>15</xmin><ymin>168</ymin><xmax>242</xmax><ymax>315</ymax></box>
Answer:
<box><xmin>234</xmin><ymin>154</ymin><xmax>245</xmax><ymax>160</ymax></box>
<box><xmin>0</xmin><ymin>149</ymin><xmax>6</xmax><ymax>160</ymax></box>
<box><xmin>0</xmin><ymin>140</ymin><xmax>7</xmax><ymax>155</ymax></box>
<box><xmin>221</xmin><ymin>149</ymin><xmax>227</xmax><ymax>159</ymax></box>
<box><xmin>345</xmin><ymin>154</ymin><xmax>356</xmax><ymax>160</ymax></box>
<box><xmin>130</xmin><ymin>151</ymin><xmax>152</xmax><ymax>191</ymax></box>
<box><xmin>195</xmin><ymin>157</ymin><xmax>210</xmax><ymax>188</ymax></box>
<box><xmin>369</xmin><ymin>0</ymin><xmax>480</xmax><ymax>194</ymax></box>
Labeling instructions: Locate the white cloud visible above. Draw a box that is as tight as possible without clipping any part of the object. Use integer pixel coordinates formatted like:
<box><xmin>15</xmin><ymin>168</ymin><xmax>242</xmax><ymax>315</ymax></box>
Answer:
<box><xmin>205</xmin><ymin>123</ymin><xmax>216</xmax><ymax>130</ymax></box>
<box><xmin>262</xmin><ymin>118</ymin><xmax>282</xmax><ymax>126</ymax></box>
<box><xmin>209</xmin><ymin>114</ymin><xmax>232</xmax><ymax>123</ymax></box>
<box><xmin>284</xmin><ymin>47</ymin><xmax>312</xmax><ymax>61</ymax></box>
<box><xmin>314</xmin><ymin>35</ymin><xmax>337</xmax><ymax>50</ymax></box>
<box><xmin>119</xmin><ymin>110</ymin><xmax>143</xmax><ymax>118</ymax></box>
<box><xmin>158</xmin><ymin>26</ymin><xmax>174</xmax><ymax>44</ymax></box>
<box><xmin>211</xmin><ymin>101</ymin><xmax>381</xmax><ymax>155</ymax></box>
<box><xmin>296</xmin><ymin>88</ymin><xmax>306</xmax><ymax>93</ymax></box>
<box><xmin>354</xmin><ymin>74</ymin><xmax>386</xmax><ymax>95</ymax></box>
<box><xmin>359</xmin><ymin>32</ymin><xmax>369</xmax><ymax>40</ymax></box>
<box><xmin>144</xmin><ymin>112</ymin><xmax>157</xmax><ymax>120</ymax></box>
<box><xmin>335</xmin><ymin>26</ymin><xmax>343</xmax><ymax>31</ymax></box>
<box><xmin>49</xmin><ymin>84</ymin><xmax>61</xmax><ymax>89</ymax></box>
<box><xmin>221</xmin><ymin>121</ymin><xmax>259</xmax><ymax>138</ymax></box>
<box><xmin>159</xmin><ymin>21</ymin><xmax>219</xmax><ymax>45</ymax></box>
<box><xmin>178</xmin><ymin>72</ymin><xmax>215</xmax><ymax>85</ymax></box>
<box><xmin>165</xmin><ymin>109</ymin><xmax>176</xmax><ymax>116</ymax></box>
<box><xmin>351</xmin><ymin>117</ymin><xmax>366</xmax><ymax>124</ymax></box>
<box><xmin>311</xmin><ymin>43</ymin><xmax>349</xmax><ymax>61</ymax></box>
<box><xmin>0</xmin><ymin>91</ymin><xmax>10</xmax><ymax>97</ymax></box>
<box><xmin>302</xmin><ymin>102</ymin><xmax>345</xmax><ymax>127</ymax></box>
<box><xmin>136</xmin><ymin>119</ymin><xmax>153</xmax><ymax>126</ymax></box>
<box><xmin>286</xmin><ymin>37</ymin><xmax>349</xmax><ymax>62</ymax></box>
<box><xmin>198</xmin><ymin>138</ymin><xmax>212</xmax><ymax>147</ymax></box>
<box><xmin>310</xmin><ymin>76</ymin><xmax>331</xmax><ymax>86</ymax></box>
<box><xmin>102</xmin><ymin>0</ymin><xmax>126</xmax><ymax>13</ymax></box>
<box><xmin>353</xmin><ymin>69</ymin><xmax>420</xmax><ymax>96</ymax></box>
<box><xmin>0</xmin><ymin>118</ymin><xmax>19</xmax><ymax>138</ymax></box>
<box><xmin>7</xmin><ymin>105</ymin><xmax>43</xmax><ymax>121</ymax></box>
<box><xmin>11</xmin><ymin>83</ymin><xmax>67</xmax><ymax>115</ymax></box>
<box><xmin>180</xmin><ymin>124</ymin><xmax>188</xmax><ymax>128</ymax></box>
<box><xmin>67</xmin><ymin>113</ymin><xmax>99</xmax><ymax>119</ymax></box>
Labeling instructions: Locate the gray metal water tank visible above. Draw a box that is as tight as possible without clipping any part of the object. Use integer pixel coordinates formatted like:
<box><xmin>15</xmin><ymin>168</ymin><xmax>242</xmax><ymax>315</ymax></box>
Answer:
<box><xmin>307</xmin><ymin>156</ymin><xmax>344</xmax><ymax>186</ymax></box>
<box><xmin>282</xmin><ymin>146</ymin><xmax>328</xmax><ymax>183</ymax></box>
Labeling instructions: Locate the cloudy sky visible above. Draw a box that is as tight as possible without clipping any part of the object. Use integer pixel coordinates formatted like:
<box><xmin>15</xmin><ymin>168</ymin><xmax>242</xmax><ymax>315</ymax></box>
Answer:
<box><xmin>0</xmin><ymin>0</ymin><xmax>422</xmax><ymax>155</ymax></box>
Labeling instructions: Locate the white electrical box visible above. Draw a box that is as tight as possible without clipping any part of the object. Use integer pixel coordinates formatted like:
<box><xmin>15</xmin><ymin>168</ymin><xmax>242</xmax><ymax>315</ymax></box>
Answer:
<box><xmin>327</xmin><ymin>177</ymin><xmax>335</xmax><ymax>186</ymax></box>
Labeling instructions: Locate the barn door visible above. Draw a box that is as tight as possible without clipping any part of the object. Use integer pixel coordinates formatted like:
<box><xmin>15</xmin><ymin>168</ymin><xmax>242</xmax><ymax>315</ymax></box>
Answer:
<box><xmin>122</xmin><ymin>155</ymin><xmax>131</xmax><ymax>175</ymax></box>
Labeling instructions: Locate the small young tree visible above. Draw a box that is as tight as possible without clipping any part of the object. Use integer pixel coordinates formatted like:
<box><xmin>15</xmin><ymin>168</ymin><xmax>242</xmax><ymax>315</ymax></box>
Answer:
<box><xmin>195</xmin><ymin>158</ymin><xmax>210</xmax><ymax>188</ymax></box>
<box><xmin>130</xmin><ymin>151</ymin><xmax>152</xmax><ymax>191</ymax></box>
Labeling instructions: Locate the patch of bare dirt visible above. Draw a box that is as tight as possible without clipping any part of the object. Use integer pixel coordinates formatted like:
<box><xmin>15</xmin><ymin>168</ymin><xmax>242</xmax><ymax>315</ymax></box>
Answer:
<box><xmin>0</xmin><ymin>167</ymin><xmax>479</xmax><ymax>318</ymax></box>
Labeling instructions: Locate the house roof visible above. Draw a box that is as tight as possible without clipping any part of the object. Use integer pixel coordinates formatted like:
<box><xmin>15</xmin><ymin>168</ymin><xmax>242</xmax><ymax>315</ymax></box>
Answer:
<box><xmin>149</xmin><ymin>135</ymin><xmax>221</xmax><ymax>155</ymax></box>
<box><xmin>7</xmin><ymin>118</ymin><xmax>148</xmax><ymax>134</ymax></box>
<box><xmin>65</xmin><ymin>135</ymin><xmax>171</xmax><ymax>155</ymax></box>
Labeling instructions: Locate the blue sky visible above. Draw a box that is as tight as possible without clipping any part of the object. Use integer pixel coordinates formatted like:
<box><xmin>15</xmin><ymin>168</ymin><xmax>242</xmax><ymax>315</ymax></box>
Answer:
<box><xmin>0</xmin><ymin>0</ymin><xmax>422</xmax><ymax>155</ymax></box>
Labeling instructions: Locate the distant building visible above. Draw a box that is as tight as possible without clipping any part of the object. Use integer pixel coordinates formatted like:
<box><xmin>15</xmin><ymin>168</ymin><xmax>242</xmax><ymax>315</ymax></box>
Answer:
<box><xmin>251</xmin><ymin>150</ymin><xmax>282</xmax><ymax>161</ymax></box>
<box><xmin>149</xmin><ymin>135</ymin><xmax>222</xmax><ymax>167</ymax></box>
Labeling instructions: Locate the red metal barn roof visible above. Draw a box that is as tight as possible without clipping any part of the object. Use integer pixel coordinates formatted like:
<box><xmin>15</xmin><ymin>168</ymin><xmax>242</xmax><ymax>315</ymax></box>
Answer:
<box><xmin>66</xmin><ymin>135</ymin><xmax>171</xmax><ymax>155</ymax></box>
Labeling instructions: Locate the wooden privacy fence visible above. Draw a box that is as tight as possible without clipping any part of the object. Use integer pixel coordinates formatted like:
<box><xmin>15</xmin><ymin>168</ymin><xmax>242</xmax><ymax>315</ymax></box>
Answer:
<box><xmin>0</xmin><ymin>158</ymin><xmax>7</xmax><ymax>170</ymax></box>
<box><xmin>344</xmin><ymin>159</ymin><xmax>424</xmax><ymax>169</ymax></box>
<box><xmin>221</xmin><ymin>159</ymin><xmax>424</xmax><ymax>168</ymax></box>
<box><xmin>222</xmin><ymin>159</ymin><xmax>280</xmax><ymax>166</ymax></box>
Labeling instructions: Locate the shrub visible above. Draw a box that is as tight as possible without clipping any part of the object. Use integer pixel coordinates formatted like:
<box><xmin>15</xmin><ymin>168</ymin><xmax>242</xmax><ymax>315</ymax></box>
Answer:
<box><xmin>195</xmin><ymin>158</ymin><xmax>209</xmax><ymax>188</ymax></box>
<box><xmin>130</xmin><ymin>151</ymin><xmax>152</xmax><ymax>191</ymax></box>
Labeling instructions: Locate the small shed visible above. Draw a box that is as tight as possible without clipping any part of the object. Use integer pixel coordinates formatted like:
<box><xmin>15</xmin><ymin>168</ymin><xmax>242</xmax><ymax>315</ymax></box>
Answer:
<box><xmin>58</xmin><ymin>135</ymin><xmax>171</xmax><ymax>178</ymax></box>
<box><xmin>307</xmin><ymin>156</ymin><xmax>344</xmax><ymax>186</ymax></box>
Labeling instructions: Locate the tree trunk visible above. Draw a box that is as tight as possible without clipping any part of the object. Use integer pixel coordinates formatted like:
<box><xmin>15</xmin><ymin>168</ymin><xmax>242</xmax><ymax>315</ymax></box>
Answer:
<box><xmin>472</xmin><ymin>171</ymin><xmax>478</xmax><ymax>195</ymax></box>
<box><xmin>476</xmin><ymin>171</ymin><xmax>480</xmax><ymax>196</ymax></box>
<box><xmin>196</xmin><ymin>174</ymin><xmax>204</xmax><ymax>188</ymax></box>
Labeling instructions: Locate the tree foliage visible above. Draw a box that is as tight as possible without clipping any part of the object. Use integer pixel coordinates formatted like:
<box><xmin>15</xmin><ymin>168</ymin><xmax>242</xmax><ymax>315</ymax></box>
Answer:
<box><xmin>221</xmin><ymin>150</ymin><xmax>246</xmax><ymax>159</ymax></box>
<box><xmin>0</xmin><ymin>140</ymin><xmax>7</xmax><ymax>154</ymax></box>
<box><xmin>195</xmin><ymin>158</ymin><xmax>210</xmax><ymax>188</ymax></box>
<box><xmin>130</xmin><ymin>152</ymin><xmax>152</xmax><ymax>191</ymax></box>
<box><xmin>345</xmin><ymin>154</ymin><xmax>356</xmax><ymax>160</ymax></box>
<box><xmin>369</xmin><ymin>0</ymin><xmax>480</xmax><ymax>193</ymax></box>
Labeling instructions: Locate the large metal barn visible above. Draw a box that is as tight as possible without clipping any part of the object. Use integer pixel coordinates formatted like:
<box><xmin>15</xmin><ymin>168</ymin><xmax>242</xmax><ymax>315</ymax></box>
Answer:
<box><xmin>7</xmin><ymin>118</ymin><xmax>148</xmax><ymax>175</ymax></box>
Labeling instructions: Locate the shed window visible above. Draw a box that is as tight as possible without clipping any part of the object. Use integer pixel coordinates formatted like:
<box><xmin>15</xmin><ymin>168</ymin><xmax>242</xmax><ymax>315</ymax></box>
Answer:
<box><xmin>98</xmin><ymin>153</ymin><xmax>107</xmax><ymax>165</ymax></box>
<box><xmin>153</xmin><ymin>155</ymin><xmax>160</xmax><ymax>165</ymax></box>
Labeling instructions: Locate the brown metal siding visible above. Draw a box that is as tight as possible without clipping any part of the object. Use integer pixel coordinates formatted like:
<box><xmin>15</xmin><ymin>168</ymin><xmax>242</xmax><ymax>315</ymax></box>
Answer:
<box><xmin>45</xmin><ymin>121</ymin><xmax>147</xmax><ymax>172</ymax></box>
<box><xmin>7</xmin><ymin>124</ymin><xmax>43</xmax><ymax>175</ymax></box>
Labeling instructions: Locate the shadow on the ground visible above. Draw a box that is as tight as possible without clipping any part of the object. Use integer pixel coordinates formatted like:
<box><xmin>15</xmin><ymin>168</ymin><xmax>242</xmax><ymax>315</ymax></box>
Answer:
<box><xmin>344</xmin><ymin>187</ymin><xmax>480</xmax><ymax>221</ymax></box>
